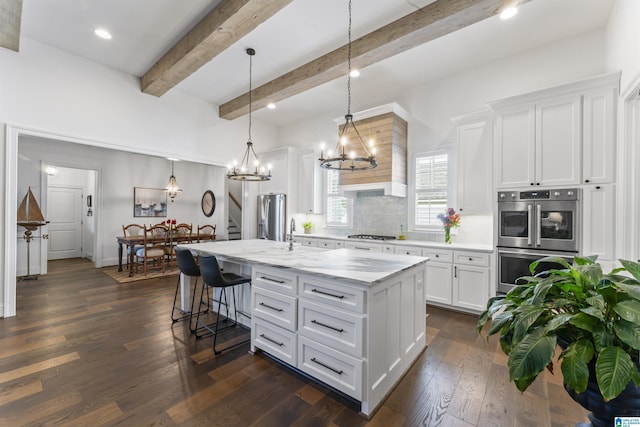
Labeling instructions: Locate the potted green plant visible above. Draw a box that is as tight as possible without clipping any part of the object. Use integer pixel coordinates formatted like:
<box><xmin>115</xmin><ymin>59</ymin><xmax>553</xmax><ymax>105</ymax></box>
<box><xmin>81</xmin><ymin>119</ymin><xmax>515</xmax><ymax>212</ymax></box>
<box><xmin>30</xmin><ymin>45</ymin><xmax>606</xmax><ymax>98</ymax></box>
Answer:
<box><xmin>477</xmin><ymin>256</ymin><xmax>640</xmax><ymax>427</ymax></box>
<box><xmin>302</xmin><ymin>221</ymin><xmax>313</xmax><ymax>234</ymax></box>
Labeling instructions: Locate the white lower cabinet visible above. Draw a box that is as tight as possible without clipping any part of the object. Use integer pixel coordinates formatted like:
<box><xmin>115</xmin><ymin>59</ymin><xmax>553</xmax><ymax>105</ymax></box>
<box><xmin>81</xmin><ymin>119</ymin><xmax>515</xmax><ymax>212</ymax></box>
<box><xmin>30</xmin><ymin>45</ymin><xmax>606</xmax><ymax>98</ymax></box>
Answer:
<box><xmin>425</xmin><ymin>261</ymin><xmax>453</xmax><ymax>305</ymax></box>
<box><xmin>298</xmin><ymin>336</ymin><xmax>363</xmax><ymax>399</ymax></box>
<box><xmin>394</xmin><ymin>245</ymin><xmax>423</xmax><ymax>256</ymax></box>
<box><xmin>344</xmin><ymin>241</ymin><xmax>383</xmax><ymax>252</ymax></box>
<box><xmin>453</xmin><ymin>263</ymin><xmax>490</xmax><ymax>312</ymax></box>
<box><xmin>253</xmin><ymin>319</ymin><xmax>297</xmax><ymax>366</ymax></box>
<box><xmin>424</xmin><ymin>249</ymin><xmax>491</xmax><ymax>313</ymax></box>
<box><xmin>251</xmin><ymin>267</ymin><xmax>299</xmax><ymax>365</ymax></box>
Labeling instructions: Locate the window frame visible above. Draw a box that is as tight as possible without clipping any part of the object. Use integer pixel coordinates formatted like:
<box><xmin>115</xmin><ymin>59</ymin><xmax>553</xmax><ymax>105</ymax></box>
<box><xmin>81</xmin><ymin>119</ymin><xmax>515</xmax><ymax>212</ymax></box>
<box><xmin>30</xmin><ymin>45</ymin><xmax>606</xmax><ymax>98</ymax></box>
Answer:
<box><xmin>409</xmin><ymin>149</ymin><xmax>453</xmax><ymax>232</ymax></box>
<box><xmin>324</xmin><ymin>169</ymin><xmax>353</xmax><ymax>228</ymax></box>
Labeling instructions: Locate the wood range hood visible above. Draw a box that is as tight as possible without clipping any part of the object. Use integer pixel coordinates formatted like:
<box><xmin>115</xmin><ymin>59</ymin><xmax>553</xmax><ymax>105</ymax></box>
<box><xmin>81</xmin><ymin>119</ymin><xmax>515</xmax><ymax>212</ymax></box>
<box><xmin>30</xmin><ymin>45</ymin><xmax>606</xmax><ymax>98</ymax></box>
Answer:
<box><xmin>337</xmin><ymin>103</ymin><xmax>409</xmax><ymax>197</ymax></box>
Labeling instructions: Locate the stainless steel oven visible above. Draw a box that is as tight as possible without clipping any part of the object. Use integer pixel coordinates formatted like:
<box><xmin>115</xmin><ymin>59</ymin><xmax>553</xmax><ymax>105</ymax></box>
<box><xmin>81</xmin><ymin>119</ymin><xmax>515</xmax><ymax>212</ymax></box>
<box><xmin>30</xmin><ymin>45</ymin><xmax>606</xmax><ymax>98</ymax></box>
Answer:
<box><xmin>496</xmin><ymin>188</ymin><xmax>581</xmax><ymax>294</ymax></box>
<box><xmin>497</xmin><ymin>188</ymin><xmax>580</xmax><ymax>253</ymax></box>
<box><xmin>497</xmin><ymin>248</ymin><xmax>574</xmax><ymax>294</ymax></box>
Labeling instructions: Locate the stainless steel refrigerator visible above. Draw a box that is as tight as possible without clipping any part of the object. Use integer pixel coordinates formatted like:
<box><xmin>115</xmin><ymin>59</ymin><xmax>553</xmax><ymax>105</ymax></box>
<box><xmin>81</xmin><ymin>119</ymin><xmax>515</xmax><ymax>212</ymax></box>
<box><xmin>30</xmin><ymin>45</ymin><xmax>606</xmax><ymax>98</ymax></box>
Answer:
<box><xmin>257</xmin><ymin>193</ymin><xmax>286</xmax><ymax>241</ymax></box>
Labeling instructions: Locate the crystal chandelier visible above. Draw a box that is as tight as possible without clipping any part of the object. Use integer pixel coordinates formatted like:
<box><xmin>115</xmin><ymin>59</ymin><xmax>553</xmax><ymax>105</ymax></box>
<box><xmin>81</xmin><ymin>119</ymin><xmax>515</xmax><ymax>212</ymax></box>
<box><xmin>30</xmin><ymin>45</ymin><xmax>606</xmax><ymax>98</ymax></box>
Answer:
<box><xmin>227</xmin><ymin>48</ymin><xmax>272</xmax><ymax>182</ymax></box>
<box><xmin>318</xmin><ymin>0</ymin><xmax>377</xmax><ymax>171</ymax></box>
<box><xmin>166</xmin><ymin>159</ymin><xmax>182</xmax><ymax>202</ymax></box>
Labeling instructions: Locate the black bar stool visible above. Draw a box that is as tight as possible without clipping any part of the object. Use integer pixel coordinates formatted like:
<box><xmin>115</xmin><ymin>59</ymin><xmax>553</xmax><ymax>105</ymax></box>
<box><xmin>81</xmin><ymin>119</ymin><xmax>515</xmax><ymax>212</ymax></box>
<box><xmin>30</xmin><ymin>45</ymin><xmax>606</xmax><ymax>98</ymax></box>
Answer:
<box><xmin>171</xmin><ymin>248</ymin><xmax>208</xmax><ymax>328</ymax></box>
<box><xmin>193</xmin><ymin>255</ymin><xmax>251</xmax><ymax>355</ymax></box>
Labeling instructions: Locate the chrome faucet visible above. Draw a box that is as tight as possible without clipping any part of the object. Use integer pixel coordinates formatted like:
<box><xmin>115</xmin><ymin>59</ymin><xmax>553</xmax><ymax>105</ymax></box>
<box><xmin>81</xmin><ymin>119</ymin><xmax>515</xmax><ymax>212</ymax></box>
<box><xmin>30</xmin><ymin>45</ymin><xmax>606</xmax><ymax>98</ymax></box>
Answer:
<box><xmin>289</xmin><ymin>218</ymin><xmax>296</xmax><ymax>251</ymax></box>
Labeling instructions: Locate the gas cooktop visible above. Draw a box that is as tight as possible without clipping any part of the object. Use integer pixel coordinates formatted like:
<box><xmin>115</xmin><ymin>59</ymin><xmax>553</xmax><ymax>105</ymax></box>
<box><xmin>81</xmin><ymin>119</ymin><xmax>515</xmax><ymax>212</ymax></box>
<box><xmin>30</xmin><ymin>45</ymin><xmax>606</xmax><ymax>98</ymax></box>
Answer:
<box><xmin>347</xmin><ymin>234</ymin><xmax>397</xmax><ymax>241</ymax></box>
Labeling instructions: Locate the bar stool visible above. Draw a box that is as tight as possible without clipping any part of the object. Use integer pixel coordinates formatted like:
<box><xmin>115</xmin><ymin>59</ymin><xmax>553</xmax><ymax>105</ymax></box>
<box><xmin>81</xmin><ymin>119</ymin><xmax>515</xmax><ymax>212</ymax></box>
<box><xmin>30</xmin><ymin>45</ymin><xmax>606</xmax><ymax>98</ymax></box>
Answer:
<box><xmin>193</xmin><ymin>255</ymin><xmax>251</xmax><ymax>355</ymax></box>
<box><xmin>171</xmin><ymin>248</ymin><xmax>208</xmax><ymax>327</ymax></box>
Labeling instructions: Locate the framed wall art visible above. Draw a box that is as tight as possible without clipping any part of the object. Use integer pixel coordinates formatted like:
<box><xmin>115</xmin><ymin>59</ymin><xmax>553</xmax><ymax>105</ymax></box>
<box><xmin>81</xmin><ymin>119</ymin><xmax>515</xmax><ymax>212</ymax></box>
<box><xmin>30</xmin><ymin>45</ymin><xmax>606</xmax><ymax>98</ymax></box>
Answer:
<box><xmin>133</xmin><ymin>187</ymin><xmax>167</xmax><ymax>218</ymax></box>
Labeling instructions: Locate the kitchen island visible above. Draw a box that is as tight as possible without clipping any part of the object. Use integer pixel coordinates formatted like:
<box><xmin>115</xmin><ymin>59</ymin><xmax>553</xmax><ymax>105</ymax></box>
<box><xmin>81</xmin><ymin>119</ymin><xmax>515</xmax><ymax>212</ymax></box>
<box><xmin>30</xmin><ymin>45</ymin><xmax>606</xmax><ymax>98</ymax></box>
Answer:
<box><xmin>180</xmin><ymin>239</ymin><xmax>428</xmax><ymax>417</ymax></box>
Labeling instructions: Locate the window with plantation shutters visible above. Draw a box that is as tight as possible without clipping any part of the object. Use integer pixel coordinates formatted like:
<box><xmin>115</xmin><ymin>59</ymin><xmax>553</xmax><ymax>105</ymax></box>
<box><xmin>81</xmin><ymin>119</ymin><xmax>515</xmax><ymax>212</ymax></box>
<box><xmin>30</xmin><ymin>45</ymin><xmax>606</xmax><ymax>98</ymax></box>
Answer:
<box><xmin>415</xmin><ymin>152</ymin><xmax>448</xmax><ymax>228</ymax></box>
<box><xmin>326</xmin><ymin>170</ymin><xmax>351</xmax><ymax>227</ymax></box>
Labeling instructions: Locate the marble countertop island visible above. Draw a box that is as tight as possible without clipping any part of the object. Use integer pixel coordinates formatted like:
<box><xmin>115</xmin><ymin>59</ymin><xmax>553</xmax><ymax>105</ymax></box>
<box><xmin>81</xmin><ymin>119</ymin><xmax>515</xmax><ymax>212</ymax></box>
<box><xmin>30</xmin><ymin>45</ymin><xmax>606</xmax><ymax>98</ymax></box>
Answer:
<box><xmin>179</xmin><ymin>239</ymin><xmax>428</xmax><ymax>286</ymax></box>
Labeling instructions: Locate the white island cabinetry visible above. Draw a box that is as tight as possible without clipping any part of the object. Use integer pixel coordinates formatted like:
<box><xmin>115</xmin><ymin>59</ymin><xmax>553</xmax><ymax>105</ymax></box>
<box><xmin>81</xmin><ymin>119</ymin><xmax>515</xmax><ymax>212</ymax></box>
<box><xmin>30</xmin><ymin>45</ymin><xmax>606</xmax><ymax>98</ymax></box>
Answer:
<box><xmin>183</xmin><ymin>240</ymin><xmax>427</xmax><ymax>418</ymax></box>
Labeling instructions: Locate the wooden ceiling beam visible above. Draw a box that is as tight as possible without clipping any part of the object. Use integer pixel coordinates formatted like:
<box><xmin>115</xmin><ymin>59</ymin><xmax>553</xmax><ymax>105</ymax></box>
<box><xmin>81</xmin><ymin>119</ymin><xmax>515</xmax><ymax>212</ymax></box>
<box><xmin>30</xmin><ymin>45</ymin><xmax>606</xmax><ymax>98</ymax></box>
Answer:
<box><xmin>0</xmin><ymin>0</ymin><xmax>23</xmax><ymax>52</ymax></box>
<box><xmin>219</xmin><ymin>0</ymin><xmax>522</xmax><ymax>120</ymax></box>
<box><xmin>141</xmin><ymin>0</ymin><xmax>293</xmax><ymax>97</ymax></box>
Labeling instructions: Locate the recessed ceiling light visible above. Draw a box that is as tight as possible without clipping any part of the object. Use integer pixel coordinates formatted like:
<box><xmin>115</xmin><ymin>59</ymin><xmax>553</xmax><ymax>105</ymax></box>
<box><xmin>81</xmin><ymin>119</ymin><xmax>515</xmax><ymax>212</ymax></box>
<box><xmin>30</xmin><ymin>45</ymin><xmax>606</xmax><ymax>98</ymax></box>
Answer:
<box><xmin>267</xmin><ymin>103</ymin><xmax>276</xmax><ymax>110</ymax></box>
<box><xmin>94</xmin><ymin>28</ymin><xmax>112</xmax><ymax>40</ymax></box>
<box><xmin>500</xmin><ymin>6</ymin><xmax>518</xmax><ymax>20</ymax></box>
<box><xmin>349</xmin><ymin>69</ymin><xmax>360</xmax><ymax>78</ymax></box>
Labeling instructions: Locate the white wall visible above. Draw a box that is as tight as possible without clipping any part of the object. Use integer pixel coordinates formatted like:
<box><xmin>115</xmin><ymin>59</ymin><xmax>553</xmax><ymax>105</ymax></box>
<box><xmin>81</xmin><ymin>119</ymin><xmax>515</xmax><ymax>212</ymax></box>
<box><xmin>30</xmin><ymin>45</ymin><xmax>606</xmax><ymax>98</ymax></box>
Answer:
<box><xmin>0</xmin><ymin>38</ymin><xmax>280</xmax><ymax>163</ymax></box>
<box><xmin>605</xmin><ymin>0</ymin><xmax>640</xmax><ymax>94</ymax></box>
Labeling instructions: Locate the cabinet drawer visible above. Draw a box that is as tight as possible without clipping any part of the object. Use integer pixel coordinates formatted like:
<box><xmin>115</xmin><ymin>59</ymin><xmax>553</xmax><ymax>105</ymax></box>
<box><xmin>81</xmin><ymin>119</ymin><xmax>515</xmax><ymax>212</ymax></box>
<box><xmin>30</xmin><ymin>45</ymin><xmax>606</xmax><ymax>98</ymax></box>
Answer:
<box><xmin>382</xmin><ymin>245</ymin><xmax>395</xmax><ymax>254</ymax></box>
<box><xmin>394</xmin><ymin>245</ymin><xmax>423</xmax><ymax>256</ymax></box>
<box><xmin>253</xmin><ymin>319</ymin><xmax>297</xmax><ymax>366</ymax></box>
<box><xmin>301</xmin><ymin>239</ymin><xmax>317</xmax><ymax>247</ymax></box>
<box><xmin>299</xmin><ymin>300</ymin><xmax>364</xmax><ymax>358</ymax></box>
<box><xmin>344</xmin><ymin>242</ymin><xmax>383</xmax><ymax>252</ymax></box>
<box><xmin>252</xmin><ymin>267</ymin><xmax>298</xmax><ymax>296</ymax></box>
<box><xmin>454</xmin><ymin>251</ymin><xmax>490</xmax><ymax>267</ymax></box>
<box><xmin>334</xmin><ymin>240</ymin><xmax>345</xmax><ymax>248</ymax></box>
<box><xmin>299</xmin><ymin>276</ymin><xmax>365</xmax><ymax>314</ymax></box>
<box><xmin>298</xmin><ymin>336</ymin><xmax>362</xmax><ymax>400</ymax></box>
<box><xmin>253</xmin><ymin>287</ymin><xmax>297</xmax><ymax>331</ymax></box>
<box><xmin>423</xmin><ymin>249</ymin><xmax>453</xmax><ymax>263</ymax></box>
<box><xmin>317</xmin><ymin>240</ymin><xmax>336</xmax><ymax>249</ymax></box>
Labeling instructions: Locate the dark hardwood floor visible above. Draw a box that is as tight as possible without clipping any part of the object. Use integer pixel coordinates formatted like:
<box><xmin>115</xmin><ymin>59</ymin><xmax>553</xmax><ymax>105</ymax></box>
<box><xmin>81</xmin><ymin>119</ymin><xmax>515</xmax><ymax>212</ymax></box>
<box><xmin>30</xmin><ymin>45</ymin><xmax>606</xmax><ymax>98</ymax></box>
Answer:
<box><xmin>0</xmin><ymin>258</ymin><xmax>589</xmax><ymax>426</ymax></box>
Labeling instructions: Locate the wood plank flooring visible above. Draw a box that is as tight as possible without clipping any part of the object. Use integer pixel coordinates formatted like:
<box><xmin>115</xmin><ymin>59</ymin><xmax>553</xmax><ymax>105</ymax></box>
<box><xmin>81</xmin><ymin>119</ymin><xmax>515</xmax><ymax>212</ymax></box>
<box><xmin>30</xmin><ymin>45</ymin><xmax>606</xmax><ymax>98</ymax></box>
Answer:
<box><xmin>0</xmin><ymin>258</ymin><xmax>590</xmax><ymax>426</ymax></box>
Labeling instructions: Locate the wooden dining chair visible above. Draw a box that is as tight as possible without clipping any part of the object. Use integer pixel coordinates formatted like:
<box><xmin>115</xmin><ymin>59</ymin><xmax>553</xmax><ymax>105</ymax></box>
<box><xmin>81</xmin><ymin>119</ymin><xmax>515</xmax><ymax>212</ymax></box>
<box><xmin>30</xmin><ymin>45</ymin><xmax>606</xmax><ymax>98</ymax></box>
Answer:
<box><xmin>122</xmin><ymin>223</ymin><xmax>145</xmax><ymax>271</ymax></box>
<box><xmin>135</xmin><ymin>224</ymin><xmax>169</xmax><ymax>275</ymax></box>
<box><xmin>196</xmin><ymin>224</ymin><xmax>216</xmax><ymax>242</ymax></box>
<box><xmin>169</xmin><ymin>223</ymin><xmax>192</xmax><ymax>266</ymax></box>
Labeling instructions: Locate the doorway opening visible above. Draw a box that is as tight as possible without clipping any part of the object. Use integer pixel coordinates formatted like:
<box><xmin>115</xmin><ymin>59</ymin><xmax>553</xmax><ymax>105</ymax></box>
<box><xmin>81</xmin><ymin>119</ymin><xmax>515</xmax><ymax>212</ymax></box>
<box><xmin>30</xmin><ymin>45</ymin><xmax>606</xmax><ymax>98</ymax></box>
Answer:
<box><xmin>46</xmin><ymin>166</ymin><xmax>98</xmax><ymax>266</ymax></box>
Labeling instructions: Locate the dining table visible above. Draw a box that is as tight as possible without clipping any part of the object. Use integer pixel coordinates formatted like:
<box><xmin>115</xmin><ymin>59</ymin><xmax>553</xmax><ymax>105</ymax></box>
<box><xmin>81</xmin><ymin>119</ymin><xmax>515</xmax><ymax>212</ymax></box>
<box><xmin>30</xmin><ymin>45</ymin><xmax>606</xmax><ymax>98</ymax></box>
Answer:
<box><xmin>116</xmin><ymin>232</ymin><xmax>196</xmax><ymax>277</ymax></box>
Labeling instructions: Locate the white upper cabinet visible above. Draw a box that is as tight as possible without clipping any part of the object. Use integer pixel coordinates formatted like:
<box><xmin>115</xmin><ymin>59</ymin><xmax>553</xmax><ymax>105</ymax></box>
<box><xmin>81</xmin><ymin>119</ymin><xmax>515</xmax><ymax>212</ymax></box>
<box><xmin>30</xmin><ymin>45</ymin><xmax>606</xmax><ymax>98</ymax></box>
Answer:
<box><xmin>495</xmin><ymin>105</ymin><xmax>536</xmax><ymax>188</ymax></box>
<box><xmin>494</xmin><ymin>95</ymin><xmax>581</xmax><ymax>188</ymax></box>
<box><xmin>535</xmin><ymin>95</ymin><xmax>582</xmax><ymax>187</ymax></box>
<box><xmin>491</xmin><ymin>72</ymin><xmax>619</xmax><ymax>189</ymax></box>
<box><xmin>297</xmin><ymin>150</ymin><xmax>323</xmax><ymax>214</ymax></box>
<box><xmin>583</xmin><ymin>87</ymin><xmax>617</xmax><ymax>184</ymax></box>
<box><xmin>259</xmin><ymin>148</ymin><xmax>291</xmax><ymax>196</ymax></box>
<box><xmin>453</xmin><ymin>112</ymin><xmax>493</xmax><ymax>213</ymax></box>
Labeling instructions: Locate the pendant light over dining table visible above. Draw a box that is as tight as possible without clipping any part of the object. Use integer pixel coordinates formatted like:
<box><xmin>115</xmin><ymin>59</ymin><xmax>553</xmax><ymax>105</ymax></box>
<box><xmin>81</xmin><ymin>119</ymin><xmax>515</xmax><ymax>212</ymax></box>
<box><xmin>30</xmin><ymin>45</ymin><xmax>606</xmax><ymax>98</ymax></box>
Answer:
<box><xmin>166</xmin><ymin>159</ymin><xmax>182</xmax><ymax>202</ymax></box>
<box><xmin>227</xmin><ymin>48</ymin><xmax>272</xmax><ymax>182</ymax></box>
<box><xmin>318</xmin><ymin>0</ymin><xmax>377</xmax><ymax>171</ymax></box>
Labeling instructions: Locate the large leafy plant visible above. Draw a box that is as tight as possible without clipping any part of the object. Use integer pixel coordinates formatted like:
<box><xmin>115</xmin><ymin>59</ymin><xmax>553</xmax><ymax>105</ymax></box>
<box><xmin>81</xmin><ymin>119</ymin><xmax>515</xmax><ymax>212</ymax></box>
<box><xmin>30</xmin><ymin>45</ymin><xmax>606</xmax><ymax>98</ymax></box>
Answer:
<box><xmin>477</xmin><ymin>256</ymin><xmax>640</xmax><ymax>401</ymax></box>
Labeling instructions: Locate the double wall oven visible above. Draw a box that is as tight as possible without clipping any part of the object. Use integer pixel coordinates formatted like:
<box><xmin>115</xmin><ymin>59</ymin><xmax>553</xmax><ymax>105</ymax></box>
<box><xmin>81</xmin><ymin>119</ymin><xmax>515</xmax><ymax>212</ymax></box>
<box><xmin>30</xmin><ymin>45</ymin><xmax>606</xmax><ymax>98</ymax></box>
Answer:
<box><xmin>497</xmin><ymin>188</ymin><xmax>581</xmax><ymax>294</ymax></box>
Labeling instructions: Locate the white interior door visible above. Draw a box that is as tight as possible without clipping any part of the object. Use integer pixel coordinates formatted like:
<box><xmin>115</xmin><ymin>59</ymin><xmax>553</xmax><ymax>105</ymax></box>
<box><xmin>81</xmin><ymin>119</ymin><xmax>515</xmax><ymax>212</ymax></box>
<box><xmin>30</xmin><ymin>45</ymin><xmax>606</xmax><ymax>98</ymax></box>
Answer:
<box><xmin>47</xmin><ymin>186</ymin><xmax>83</xmax><ymax>260</ymax></box>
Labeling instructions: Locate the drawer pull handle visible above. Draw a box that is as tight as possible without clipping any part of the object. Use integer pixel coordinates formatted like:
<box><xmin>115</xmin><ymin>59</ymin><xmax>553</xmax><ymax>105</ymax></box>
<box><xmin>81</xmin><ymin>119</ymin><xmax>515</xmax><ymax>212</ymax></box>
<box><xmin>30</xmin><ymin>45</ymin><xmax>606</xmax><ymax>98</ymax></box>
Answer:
<box><xmin>468</xmin><ymin>257</ymin><xmax>473</xmax><ymax>261</ymax></box>
<box><xmin>435</xmin><ymin>254</ymin><xmax>439</xmax><ymax>258</ymax></box>
<box><xmin>354</xmin><ymin>246</ymin><xmax>370</xmax><ymax>250</ymax></box>
<box><xmin>260</xmin><ymin>276</ymin><xmax>285</xmax><ymax>284</ymax></box>
<box><xmin>311</xmin><ymin>357</ymin><xmax>343</xmax><ymax>375</ymax></box>
<box><xmin>311</xmin><ymin>288</ymin><xmax>345</xmax><ymax>299</ymax></box>
<box><xmin>311</xmin><ymin>319</ymin><xmax>344</xmax><ymax>333</ymax></box>
<box><xmin>259</xmin><ymin>302</ymin><xmax>284</xmax><ymax>312</ymax></box>
<box><xmin>259</xmin><ymin>333</ymin><xmax>284</xmax><ymax>347</ymax></box>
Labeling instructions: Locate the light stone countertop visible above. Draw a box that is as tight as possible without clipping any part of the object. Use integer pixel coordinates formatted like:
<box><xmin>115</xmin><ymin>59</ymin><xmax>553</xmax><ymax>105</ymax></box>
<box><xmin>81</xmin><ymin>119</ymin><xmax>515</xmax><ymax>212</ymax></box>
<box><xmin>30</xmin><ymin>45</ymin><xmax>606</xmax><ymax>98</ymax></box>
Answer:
<box><xmin>293</xmin><ymin>233</ymin><xmax>493</xmax><ymax>252</ymax></box>
<box><xmin>179</xmin><ymin>239</ymin><xmax>428</xmax><ymax>286</ymax></box>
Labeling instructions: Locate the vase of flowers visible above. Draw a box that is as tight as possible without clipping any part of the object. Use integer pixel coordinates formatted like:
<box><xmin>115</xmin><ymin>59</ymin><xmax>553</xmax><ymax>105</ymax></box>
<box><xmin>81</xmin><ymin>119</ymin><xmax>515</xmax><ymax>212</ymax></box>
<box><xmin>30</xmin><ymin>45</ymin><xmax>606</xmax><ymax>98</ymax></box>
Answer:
<box><xmin>437</xmin><ymin>208</ymin><xmax>460</xmax><ymax>244</ymax></box>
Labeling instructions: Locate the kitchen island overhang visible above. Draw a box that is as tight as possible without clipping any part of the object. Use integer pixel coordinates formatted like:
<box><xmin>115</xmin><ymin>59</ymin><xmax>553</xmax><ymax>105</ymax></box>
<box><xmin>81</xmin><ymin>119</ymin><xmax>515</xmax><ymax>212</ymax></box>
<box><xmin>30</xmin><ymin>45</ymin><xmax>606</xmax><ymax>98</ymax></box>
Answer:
<box><xmin>179</xmin><ymin>239</ymin><xmax>429</xmax><ymax>417</ymax></box>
